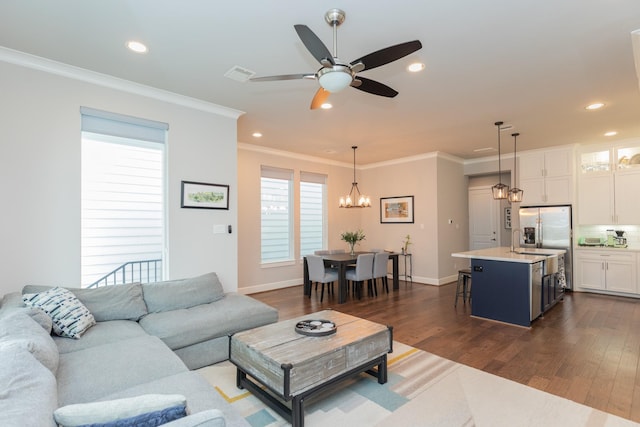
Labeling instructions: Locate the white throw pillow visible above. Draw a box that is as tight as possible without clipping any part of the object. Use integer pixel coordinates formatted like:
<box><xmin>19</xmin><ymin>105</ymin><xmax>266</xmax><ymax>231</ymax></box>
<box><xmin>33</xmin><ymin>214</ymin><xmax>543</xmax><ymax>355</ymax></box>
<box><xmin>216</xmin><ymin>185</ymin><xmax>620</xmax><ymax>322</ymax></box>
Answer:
<box><xmin>22</xmin><ymin>287</ymin><xmax>95</xmax><ymax>339</ymax></box>
<box><xmin>53</xmin><ymin>394</ymin><xmax>187</xmax><ymax>426</ymax></box>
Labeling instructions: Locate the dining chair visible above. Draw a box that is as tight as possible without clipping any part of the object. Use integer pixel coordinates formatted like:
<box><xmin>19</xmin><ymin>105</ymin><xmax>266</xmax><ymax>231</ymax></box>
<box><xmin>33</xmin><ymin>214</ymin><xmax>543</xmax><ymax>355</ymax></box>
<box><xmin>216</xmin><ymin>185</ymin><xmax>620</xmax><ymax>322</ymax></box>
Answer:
<box><xmin>372</xmin><ymin>252</ymin><xmax>390</xmax><ymax>295</ymax></box>
<box><xmin>314</xmin><ymin>250</ymin><xmax>330</xmax><ymax>255</ymax></box>
<box><xmin>345</xmin><ymin>253</ymin><xmax>374</xmax><ymax>299</ymax></box>
<box><xmin>306</xmin><ymin>255</ymin><xmax>339</xmax><ymax>302</ymax></box>
<box><xmin>329</xmin><ymin>249</ymin><xmax>346</xmax><ymax>254</ymax></box>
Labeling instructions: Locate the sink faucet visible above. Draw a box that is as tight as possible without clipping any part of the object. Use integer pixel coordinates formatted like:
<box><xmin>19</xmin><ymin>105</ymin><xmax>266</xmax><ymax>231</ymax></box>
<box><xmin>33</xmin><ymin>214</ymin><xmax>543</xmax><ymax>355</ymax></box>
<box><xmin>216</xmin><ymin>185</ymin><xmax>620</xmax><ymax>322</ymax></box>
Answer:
<box><xmin>511</xmin><ymin>229</ymin><xmax>522</xmax><ymax>252</ymax></box>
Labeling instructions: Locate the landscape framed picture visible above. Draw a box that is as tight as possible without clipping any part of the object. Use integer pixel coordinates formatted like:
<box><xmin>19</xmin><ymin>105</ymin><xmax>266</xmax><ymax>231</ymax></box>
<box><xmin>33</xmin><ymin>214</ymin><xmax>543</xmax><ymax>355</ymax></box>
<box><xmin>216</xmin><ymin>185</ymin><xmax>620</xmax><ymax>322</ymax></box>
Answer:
<box><xmin>181</xmin><ymin>181</ymin><xmax>229</xmax><ymax>210</ymax></box>
<box><xmin>380</xmin><ymin>196</ymin><xmax>414</xmax><ymax>223</ymax></box>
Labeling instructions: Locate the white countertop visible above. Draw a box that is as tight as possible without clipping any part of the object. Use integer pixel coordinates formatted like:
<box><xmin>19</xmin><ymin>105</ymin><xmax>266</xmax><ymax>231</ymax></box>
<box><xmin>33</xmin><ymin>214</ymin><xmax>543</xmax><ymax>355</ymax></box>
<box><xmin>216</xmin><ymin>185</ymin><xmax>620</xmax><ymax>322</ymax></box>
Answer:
<box><xmin>451</xmin><ymin>247</ymin><xmax>565</xmax><ymax>264</ymax></box>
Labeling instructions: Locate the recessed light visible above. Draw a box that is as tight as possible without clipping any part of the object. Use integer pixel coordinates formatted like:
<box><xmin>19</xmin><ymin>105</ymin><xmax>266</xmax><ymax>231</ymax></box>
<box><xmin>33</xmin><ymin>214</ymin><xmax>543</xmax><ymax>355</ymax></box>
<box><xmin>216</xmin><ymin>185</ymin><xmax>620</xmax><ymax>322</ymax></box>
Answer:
<box><xmin>252</xmin><ymin>132</ymin><xmax>263</xmax><ymax>138</ymax></box>
<box><xmin>585</xmin><ymin>102</ymin><xmax>605</xmax><ymax>110</ymax></box>
<box><xmin>604</xmin><ymin>131</ymin><xmax>617</xmax><ymax>137</ymax></box>
<box><xmin>407</xmin><ymin>62</ymin><xmax>425</xmax><ymax>72</ymax></box>
<box><xmin>320</xmin><ymin>103</ymin><xmax>332</xmax><ymax>110</ymax></box>
<box><xmin>126</xmin><ymin>40</ymin><xmax>148</xmax><ymax>54</ymax></box>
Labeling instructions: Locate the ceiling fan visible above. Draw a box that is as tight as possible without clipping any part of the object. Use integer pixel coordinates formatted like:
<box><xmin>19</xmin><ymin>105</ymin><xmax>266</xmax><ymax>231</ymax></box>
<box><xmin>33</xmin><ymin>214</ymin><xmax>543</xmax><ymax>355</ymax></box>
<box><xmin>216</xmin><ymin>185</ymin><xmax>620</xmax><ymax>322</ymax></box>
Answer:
<box><xmin>250</xmin><ymin>8</ymin><xmax>422</xmax><ymax>109</ymax></box>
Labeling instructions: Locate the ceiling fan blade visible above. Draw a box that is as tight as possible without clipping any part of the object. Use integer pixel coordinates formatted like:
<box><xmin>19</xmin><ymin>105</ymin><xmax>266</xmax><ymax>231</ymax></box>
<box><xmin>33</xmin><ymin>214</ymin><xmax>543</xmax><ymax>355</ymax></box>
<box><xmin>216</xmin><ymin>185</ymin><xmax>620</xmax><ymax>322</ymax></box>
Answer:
<box><xmin>350</xmin><ymin>40</ymin><xmax>422</xmax><ymax>71</ymax></box>
<box><xmin>294</xmin><ymin>24</ymin><xmax>335</xmax><ymax>67</ymax></box>
<box><xmin>251</xmin><ymin>73</ymin><xmax>316</xmax><ymax>82</ymax></box>
<box><xmin>351</xmin><ymin>77</ymin><xmax>398</xmax><ymax>98</ymax></box>
<box><xmin>310</xmin><ymin>87</ymin><xmax>330</xmax><ymax>110</ymax></box>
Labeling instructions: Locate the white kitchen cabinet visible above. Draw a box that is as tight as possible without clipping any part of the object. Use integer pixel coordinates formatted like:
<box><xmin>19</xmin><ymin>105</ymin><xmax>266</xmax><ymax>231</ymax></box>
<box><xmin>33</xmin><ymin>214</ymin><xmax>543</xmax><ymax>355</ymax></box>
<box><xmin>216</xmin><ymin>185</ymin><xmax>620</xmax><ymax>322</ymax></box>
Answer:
<box><xmin>518</xmin><ymin>147</ymin><xmax>573</xmax><ymax>206</ymax></box>
<box><xmin>614</xmin><ymin>169</ymin><xmax>640</xmax><ymax>224</ymax></box>
<box><xmin>578</xmin><ymin>143</ymin><xmax>640</xmax><ymax>225</ymax></box>
<box><xmin>577</xmin><ymin>174</ymin><xmax>613</xmax><ymax>225</ymax></box>
<box><xmin>575</xmin><ymin>250</ymin><xmax>637</xmax><ymax>294</ymax></box>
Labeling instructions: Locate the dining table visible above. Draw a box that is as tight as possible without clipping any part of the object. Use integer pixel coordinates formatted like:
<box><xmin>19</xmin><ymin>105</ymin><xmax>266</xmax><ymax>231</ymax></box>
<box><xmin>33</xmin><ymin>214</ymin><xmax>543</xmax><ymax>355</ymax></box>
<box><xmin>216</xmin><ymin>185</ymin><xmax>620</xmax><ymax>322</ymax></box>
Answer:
<box><xmin>303</xmin><ymin>252</ymin><xmax>400</xmax><ymax>303</ymax></box>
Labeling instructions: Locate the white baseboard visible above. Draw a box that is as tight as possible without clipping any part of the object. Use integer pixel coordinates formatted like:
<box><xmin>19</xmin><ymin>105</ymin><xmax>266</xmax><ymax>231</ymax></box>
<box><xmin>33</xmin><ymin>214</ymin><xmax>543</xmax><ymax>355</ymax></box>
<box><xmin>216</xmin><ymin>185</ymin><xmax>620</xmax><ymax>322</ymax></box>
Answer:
<box><xmin>239</xmin><ymin>279</ymin><xmax>301</xmax><ymax>295</ymax></box>
<box><xmin>239</xmin><ymin>274</ymin><xmax>458</xmax><ymax>294</ymax></box>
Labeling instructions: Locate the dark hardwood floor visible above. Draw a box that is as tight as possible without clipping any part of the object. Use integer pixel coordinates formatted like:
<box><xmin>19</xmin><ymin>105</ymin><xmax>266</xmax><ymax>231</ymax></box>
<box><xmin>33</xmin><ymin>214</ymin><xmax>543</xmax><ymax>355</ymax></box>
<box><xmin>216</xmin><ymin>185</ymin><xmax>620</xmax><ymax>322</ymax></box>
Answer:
<box><xmin>249</xmin><ymin>280</ymin><xmax>640</xmax><ymax>423</ymax></box>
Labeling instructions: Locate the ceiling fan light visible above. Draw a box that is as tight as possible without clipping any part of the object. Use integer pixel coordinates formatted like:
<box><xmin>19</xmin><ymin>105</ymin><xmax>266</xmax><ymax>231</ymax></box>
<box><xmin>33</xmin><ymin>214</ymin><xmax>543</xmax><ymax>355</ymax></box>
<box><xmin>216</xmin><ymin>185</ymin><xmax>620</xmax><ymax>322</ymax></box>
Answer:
<box><xmin>319</xmin><ymin>70</ymin><xmax>352</xmax><ymax>92</ymax></box>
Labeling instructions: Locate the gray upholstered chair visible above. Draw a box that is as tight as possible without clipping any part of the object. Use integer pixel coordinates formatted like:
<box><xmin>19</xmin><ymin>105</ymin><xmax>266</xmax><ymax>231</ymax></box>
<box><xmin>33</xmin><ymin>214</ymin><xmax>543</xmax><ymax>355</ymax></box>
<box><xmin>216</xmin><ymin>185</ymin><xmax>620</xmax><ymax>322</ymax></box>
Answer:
<box><xmin>372</xmin><ymin>252</ymin><xmax>390</xmax><ymax>295</ymax></box>
<box><xmin>307</xmin><ymin>255</ymin><xmax>339</xmax><ymax>302</ymax></box>
<box><xmin>345</xmin><ymin>253</ymin><xmax>374</xmax><ymax>299</ymax></box>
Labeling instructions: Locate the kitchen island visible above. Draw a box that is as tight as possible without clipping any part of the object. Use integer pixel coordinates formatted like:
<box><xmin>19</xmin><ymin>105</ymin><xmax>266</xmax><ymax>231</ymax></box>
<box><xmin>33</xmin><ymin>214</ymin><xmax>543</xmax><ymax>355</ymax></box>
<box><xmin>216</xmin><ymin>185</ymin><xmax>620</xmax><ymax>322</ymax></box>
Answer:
<box><xmin>452</xmin><ymin>247</ymin><xmax>565</xmax><ymax>327</ymax></box>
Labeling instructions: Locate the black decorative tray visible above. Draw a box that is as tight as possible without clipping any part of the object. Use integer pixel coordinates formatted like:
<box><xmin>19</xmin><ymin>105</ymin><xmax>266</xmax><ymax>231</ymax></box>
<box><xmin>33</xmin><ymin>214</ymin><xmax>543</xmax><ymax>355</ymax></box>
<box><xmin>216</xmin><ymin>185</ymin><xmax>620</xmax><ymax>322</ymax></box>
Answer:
<box><xmin>295</xmin><ymin>319</ymin><xmax>337</xmax><ymax>336</ymax></box>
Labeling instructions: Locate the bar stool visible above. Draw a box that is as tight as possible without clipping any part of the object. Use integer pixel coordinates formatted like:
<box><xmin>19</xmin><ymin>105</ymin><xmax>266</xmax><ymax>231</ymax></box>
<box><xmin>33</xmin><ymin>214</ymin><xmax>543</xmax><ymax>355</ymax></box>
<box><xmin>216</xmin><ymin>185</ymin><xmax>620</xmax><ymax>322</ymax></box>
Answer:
<box><xmin>454</xmin><ymin>268</ymin><xmax>472</xmax><ymax>307</ymax></box>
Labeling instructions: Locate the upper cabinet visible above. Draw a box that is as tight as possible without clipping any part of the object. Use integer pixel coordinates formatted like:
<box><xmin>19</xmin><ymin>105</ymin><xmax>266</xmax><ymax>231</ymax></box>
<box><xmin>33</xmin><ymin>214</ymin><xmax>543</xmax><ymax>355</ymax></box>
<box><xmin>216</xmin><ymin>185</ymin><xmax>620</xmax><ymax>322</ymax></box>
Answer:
<box><xmin>578</xmin><ymin>142</ymin><xmax>640</xmax><ymax>225</ymax></box>
<box><xmin>518</xmin><ymin>147</ymin><xmax>574</xmax><ymax>206</ymax></box>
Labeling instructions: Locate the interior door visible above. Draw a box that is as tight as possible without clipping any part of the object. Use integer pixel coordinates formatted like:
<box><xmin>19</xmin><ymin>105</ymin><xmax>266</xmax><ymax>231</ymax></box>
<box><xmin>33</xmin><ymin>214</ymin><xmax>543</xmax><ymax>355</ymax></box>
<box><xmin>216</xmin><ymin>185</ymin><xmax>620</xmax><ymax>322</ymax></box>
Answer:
<box><xmin>468</xmin><ymin>186</ymin><xmax>500</xmax><ymax>250</ymax></box>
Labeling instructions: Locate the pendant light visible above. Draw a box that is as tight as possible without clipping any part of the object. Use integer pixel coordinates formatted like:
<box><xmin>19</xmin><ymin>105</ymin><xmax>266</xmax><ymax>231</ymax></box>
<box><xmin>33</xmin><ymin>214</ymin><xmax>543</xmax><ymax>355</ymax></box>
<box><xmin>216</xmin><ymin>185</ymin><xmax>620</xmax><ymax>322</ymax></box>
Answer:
<box><xmin>339</xmin><ymin>146</ymin><xmax>371</xmax><ymax>208</ymax></box>
<box><xmin>508</xmin><ymin>132</ymin><xmax>524</xmax><ymax>203</ymax></box>
<box><xmin>491</xmin><ymin>121</ymin><xmax>510</xmax><ymax>200</ymax></box>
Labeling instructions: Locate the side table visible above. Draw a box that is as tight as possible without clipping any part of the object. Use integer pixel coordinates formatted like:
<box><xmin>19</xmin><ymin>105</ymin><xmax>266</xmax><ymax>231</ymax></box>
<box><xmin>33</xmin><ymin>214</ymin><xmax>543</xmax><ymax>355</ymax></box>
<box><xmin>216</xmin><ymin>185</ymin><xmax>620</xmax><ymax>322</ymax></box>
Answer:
<box><xmin>400</xmin><ymin>253</ymin><xmax>413</xmax><ymax>284</ymax></box>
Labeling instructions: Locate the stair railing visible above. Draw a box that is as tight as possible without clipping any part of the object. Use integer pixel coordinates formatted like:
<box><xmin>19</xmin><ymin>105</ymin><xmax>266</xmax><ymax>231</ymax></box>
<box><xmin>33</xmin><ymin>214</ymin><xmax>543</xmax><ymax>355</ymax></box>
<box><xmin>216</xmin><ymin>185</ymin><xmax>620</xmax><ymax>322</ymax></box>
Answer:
<box><xmin>87</xmin><ymin>259</ymin><xmax>162</xmax><ymax>288</ymax></box>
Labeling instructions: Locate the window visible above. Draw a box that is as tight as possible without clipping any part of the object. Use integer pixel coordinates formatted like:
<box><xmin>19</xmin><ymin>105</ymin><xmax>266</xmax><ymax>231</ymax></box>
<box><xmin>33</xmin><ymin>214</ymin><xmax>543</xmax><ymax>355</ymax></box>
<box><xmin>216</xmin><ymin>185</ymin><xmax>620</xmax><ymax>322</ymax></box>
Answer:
<box><xmin>300</xmin><ymin>172</ymin><xmax>327</xmax><ymax>256</ymax></box>
<box><xmin>80</xmin><ymin>107</ymin><xmax>167</xmax><ymax>287</ymax></box>
<box><xmin>261</xmin><ymin>166</ymin><xmax>293</xmax><ymax>263</ymax></box>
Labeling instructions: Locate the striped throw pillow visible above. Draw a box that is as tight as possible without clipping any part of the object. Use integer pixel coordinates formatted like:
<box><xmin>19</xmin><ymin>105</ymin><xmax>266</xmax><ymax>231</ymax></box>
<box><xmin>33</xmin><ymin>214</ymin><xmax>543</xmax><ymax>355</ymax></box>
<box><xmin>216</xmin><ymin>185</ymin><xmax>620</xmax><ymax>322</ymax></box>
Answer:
<box><xmin>23</xmin><ymin>287</ymin><xmax>95</xmax><ymax>339</ymax></box>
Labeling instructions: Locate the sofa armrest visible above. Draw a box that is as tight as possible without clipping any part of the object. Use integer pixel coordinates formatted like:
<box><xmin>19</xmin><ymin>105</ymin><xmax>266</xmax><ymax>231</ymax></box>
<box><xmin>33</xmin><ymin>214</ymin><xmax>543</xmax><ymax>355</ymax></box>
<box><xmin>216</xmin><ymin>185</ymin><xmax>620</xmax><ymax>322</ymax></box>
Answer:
<box><xmin>163</xmin><ymin>409</ymin><xmax>226</xmax><ymax>427</ymax></box>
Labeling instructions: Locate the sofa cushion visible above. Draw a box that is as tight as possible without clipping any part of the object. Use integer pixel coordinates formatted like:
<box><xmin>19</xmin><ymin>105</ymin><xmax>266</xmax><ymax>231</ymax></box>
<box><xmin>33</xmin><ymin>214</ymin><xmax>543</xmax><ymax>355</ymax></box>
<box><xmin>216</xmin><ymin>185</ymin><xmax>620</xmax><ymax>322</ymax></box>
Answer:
<box><xmin>139</xmin><ymin>293</ymin><xmax>278</xmax><ymax>350</ymax></box>
<box><xmin>54</xmin><ymin>320</ymin><xmax>148</xmax><ymax>354</ymax></box>
<box><xmin>142</xmin><ymin>272</ymin><xmax>225</xmax><ymax>313</ymax></box>
<box><xmin>0</xmin><ymin>311</ymin><xmax>59</xmax><ymax>374</ymax></box>
<box><xmin>57</xmin><ymin>335</ymin><xmax>188</xmax><ymax>406</ymax></box>
<box><xmin>23</xmin><ymin>283</ymin><xmax>148</xmax><ymax>322</ymax></box>
<box><xmin>22</xmin><ymin>287</ymin><xmax>95</xmax><ymax>339</ymax></box>
<box><xmin>0</xmin><ymin>293</ymin><xmax>53</xmax><ymax>332</ymax></box>
<box><xmin>0</xmin><ymin>346</ymin><xmax>57</xmax><ymax>427</ymax></box>
<box><xmin>54</xmin><ymin>394</ymin><xmax>187</xmax><ymax>427</ymax></box>
<box><xmin>99</xmin><ymin>371</ymin><xmax>246</xmax><ymax>426</ymax></box>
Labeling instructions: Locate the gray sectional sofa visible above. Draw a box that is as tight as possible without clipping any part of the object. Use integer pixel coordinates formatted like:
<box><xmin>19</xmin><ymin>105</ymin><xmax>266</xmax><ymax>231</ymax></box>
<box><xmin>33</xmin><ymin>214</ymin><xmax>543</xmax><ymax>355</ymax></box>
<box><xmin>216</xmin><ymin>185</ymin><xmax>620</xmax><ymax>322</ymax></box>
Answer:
<box><xmin>0</xmin><ymin>272</ymin><xmax>278</xmax><ymax>427</ymax></box>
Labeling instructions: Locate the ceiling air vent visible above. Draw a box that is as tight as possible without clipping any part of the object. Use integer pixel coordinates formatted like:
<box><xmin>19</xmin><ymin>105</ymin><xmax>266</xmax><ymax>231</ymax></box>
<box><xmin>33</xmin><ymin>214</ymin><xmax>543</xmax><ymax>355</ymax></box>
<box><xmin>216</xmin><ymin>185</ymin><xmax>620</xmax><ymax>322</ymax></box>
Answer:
<box><xmin>224</xmin><ymin>66</ymin><xmax>255</xmax><ymax>82</ymax></box>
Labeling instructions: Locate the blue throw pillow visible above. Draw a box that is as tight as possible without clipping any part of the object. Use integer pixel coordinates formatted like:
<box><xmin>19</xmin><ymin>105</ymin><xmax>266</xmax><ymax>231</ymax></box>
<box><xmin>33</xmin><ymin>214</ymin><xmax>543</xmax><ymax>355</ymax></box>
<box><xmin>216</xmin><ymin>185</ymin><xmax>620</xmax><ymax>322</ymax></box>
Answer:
<box><xmin>78</xmin><ymin>405</ymin><xmax>186</xmax><ymax>427</ymax></box>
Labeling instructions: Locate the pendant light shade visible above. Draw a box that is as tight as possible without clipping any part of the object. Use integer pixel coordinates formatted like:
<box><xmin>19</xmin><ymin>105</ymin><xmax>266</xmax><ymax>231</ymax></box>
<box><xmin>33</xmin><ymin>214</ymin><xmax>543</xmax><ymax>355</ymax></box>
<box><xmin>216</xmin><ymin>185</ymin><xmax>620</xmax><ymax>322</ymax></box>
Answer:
<box><xmin>508</xmin><ymin>132</ymin><xmax>524</xmax><ymax>203</ymax></box>
<box><xmin>492</xmin><ymin>121</ymin><xmax>510</xmax><ymax>200</ymax></box>
<box><xmin>339</xmin><ymin>146</ymin><xmax>371</xmax><ymax>208</ymax></box>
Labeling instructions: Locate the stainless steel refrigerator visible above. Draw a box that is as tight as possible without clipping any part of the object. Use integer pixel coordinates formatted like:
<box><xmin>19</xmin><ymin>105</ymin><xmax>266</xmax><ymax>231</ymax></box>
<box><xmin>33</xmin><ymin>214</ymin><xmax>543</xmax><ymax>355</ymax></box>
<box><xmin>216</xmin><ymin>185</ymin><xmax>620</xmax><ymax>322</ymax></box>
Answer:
<box><xmin>519</xmin><ymin>205</ymin><xmax>573</xmax><ymax>289</ymax></box>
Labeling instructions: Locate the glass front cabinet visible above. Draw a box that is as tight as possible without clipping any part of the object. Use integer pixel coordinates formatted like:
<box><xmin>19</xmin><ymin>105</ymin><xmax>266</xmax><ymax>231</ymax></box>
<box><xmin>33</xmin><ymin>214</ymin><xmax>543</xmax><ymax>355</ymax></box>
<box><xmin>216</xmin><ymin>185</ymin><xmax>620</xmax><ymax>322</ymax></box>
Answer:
<box><xmin>578</xmin><ymin>142</ymin><xmax>640</xmax><ymax>225</ymax></box>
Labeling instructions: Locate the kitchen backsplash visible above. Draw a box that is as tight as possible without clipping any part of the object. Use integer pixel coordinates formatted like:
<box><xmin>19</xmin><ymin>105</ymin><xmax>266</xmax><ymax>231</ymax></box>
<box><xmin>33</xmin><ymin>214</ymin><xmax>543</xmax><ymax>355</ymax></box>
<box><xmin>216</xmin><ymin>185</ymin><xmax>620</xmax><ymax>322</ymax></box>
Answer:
<box><xmin>577</xmin><ymin>225</ymin><xmax>639</xmax><ymax>248</ymax></box>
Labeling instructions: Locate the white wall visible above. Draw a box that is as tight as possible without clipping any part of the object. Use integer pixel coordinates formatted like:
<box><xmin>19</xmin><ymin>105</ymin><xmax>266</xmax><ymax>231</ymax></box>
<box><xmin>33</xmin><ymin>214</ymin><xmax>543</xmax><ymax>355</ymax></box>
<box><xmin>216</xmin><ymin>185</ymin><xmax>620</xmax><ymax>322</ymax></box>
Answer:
<box><xmin>436</xmin><ymin>156</ymin><xmax>469</xmax><ymax>280</ymax></box>
<box><xmin>237</xmin><ymin>146</ymin><xmax>468</xmax><ymax>292</ymax></box>
<box><xmin>361</xmin><ymin>154</ymin><xmax>467</xmax><ymax>284</ymax></box>
<box><xmin>238</xmin><ymin>145</ymin><xmax>359</xmax><ymax>293</ymax></box>
<box><xmin>0</xmin><ymin>55</ymin><xmax>240</xmax><ymax>295</ymax></box>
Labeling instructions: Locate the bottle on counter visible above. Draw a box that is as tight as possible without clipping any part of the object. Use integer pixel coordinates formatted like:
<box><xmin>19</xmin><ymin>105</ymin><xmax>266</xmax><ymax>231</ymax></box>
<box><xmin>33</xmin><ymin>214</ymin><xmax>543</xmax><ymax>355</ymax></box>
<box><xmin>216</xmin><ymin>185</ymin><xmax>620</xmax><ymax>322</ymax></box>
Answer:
<box><xmin>606</xmin><ymin>229</ymin><xmax>615</xmax><ymax>247</ymax></box>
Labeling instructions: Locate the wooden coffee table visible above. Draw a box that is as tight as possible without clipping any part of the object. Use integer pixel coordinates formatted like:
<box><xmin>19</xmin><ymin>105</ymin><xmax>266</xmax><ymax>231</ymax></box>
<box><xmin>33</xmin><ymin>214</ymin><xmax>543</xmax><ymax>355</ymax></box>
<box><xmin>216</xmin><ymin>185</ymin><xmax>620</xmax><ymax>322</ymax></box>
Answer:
<box><xmin>229</xmin><ymin>309</ymin><xmax>393</xmax><ymax>427</ymax></box>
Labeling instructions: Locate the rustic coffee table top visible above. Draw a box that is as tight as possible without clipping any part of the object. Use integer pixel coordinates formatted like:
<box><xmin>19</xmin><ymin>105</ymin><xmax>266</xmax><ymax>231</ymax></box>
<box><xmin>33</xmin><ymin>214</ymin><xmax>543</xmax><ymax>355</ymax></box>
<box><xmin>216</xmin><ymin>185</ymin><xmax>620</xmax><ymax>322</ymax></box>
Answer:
<box><xmin>230</xmin><ymin>309</ymin><xmax>392</xmax><ymax>397</ymax></box>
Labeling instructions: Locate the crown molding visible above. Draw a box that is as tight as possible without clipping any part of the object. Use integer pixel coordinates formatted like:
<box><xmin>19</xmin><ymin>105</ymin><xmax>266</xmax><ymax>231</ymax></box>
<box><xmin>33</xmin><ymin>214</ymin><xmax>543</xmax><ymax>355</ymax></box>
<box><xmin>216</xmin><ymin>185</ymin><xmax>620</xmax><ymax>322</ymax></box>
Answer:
<box><xmin>0</xmin><ymin>46</ymin><xmax>244</xmax><ymax>119</ymax></box>
<box><xmin>239</xmin><ymin>142</ymin><xmax>465</xmax><ymax>170</ymax></box>
<box><xmin>238</xmin><ymin>142</ymin><xmax>352</xmax><ymax>168</ymax></box>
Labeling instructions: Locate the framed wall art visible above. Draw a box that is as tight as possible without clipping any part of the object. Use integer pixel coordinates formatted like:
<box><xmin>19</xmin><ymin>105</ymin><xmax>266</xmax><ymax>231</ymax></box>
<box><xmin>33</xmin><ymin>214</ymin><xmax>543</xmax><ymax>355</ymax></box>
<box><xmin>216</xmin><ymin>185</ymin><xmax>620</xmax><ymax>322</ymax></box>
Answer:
<box><xmin>380</xmin><ymin>196</ymin><xmax>414</xmax><ymax>224</ymax></box>
<box><xmin>504</xmin><ymin>207</ymin><xmax>512</xmax><ymax>229</ymax></box>
<box><xmin>180</xmin><ymin>181</ymin><xmax>229</xmax><ymax>210</ymax></box>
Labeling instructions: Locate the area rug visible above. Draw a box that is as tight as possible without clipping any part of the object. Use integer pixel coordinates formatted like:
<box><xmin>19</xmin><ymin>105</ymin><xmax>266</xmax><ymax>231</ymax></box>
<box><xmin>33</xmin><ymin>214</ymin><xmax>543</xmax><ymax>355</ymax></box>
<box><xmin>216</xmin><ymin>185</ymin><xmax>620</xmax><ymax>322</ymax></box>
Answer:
<box><xmin>197</xmin><ymin>342</ymin><xmax>638</xmax><ymax>427</ymax></box>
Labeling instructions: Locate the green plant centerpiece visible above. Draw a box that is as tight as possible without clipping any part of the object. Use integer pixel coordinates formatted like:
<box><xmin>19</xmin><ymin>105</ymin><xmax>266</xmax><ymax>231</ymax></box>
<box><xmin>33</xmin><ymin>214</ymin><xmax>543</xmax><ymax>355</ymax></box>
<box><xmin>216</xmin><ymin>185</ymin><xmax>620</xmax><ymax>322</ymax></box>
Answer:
<box><xmin>341</xmin><ymin>229</ymin><xmax>366</xmax><ymax>256</ymax></box>
<box><xmin>402</xmin><ymin>234</ymin><xmax>412</xmax><ymax>254</ymax></box>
